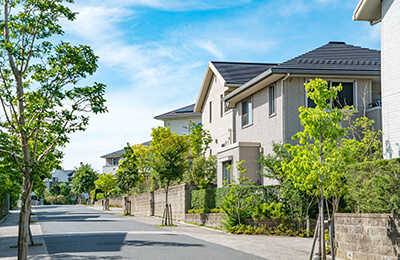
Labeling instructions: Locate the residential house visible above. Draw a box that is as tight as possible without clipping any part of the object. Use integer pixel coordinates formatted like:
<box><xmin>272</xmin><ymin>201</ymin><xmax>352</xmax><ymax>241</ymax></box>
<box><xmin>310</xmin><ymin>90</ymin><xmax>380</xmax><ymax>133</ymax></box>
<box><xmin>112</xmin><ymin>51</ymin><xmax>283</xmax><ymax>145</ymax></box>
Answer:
<box><xmin>101</xmin><ymin>103</ymin><xmax>200</xmax><ymax>174</ymax></box>
<box><xmin>101</xmin><ymin>141</ymin><xmax>151</xmax><ymax>175</ymax></box>
<box><xmin>44</xmin><ymin>169</ymin><xmax>75</xmax><ymax>190</ymax></box>
<box><xmin>353</xmin><ymin>0</ymin><xmax>400</xmax><ymax>159</ymax></box>
<box><xmin>154</xmin><ymin>103</ymin><xmax>201</xmax><ymax>135</ymax></box>
<box><xmin>195</xmin><ymin>42</ymin><xmax>381</xmax><ymax>187</ymax></box>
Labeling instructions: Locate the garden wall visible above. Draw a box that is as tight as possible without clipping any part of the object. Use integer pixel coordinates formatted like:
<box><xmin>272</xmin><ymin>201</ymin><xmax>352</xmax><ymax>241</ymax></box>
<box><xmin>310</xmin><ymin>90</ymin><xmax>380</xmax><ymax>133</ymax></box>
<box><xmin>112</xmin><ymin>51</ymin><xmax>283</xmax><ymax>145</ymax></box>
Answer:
<box><xmin>184</xmin><ymin>213</ymin><xmax>225</xmax><ymax>228</ymax></box>
<box><xmin>94</xmin><ymin>184</ymin><xmax>197</xmax><ymax>221</ymax></box>
<box><xmin>335</xmin><ymin>213</ymin><xmax>400</xmax><ymax>260</ymax></box>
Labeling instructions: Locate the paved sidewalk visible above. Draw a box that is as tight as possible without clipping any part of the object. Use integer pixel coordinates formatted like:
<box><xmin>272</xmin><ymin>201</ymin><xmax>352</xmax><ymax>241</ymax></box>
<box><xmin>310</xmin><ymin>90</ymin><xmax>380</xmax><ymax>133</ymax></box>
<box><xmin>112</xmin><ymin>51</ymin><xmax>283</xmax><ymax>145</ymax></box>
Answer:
<box><xmin>0</xmin><ymin>208</ymin><xmax>49</xmax><ymax>260</ymax></box>
<box><xmin>91</xmin><ymin>206</ymin><xmax>314</xmax><ymax>260</ymax></box>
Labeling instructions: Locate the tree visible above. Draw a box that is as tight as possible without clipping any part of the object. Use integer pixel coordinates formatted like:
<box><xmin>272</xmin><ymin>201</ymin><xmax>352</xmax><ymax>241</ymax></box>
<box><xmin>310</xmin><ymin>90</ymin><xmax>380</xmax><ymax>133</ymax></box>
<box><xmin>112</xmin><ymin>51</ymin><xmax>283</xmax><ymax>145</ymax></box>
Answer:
<box><xmin>150</xmin><ymin>126</ymin><xmax>189</xmax><ymax>225</ymax></box>
<box><xmin>94</xmin><ymin>173</ymin><xmax>116</xmax><ymax>210</ymax></box>
<box><xmin>0</xmin><ymin>1</ymin><xmax>107</xmax><ymax>258</ymax></box>
<box><xmin>186</xmin><ymin>122</ymin><xmax>216</xmax><ymax>188</ymax></box>
<box><xmin>116</xmin><ymin>144</ymin><xmax>148</xmax><ymax>215</ymax></box>
<box><xmin>282</xmin><ymin>78</ymin><xmax>351</xmax><ymax>259</ymax></box>
<box><xmin>71</xmin><ymin>163</ymin><xmax>98</xmax><ymax>204</ymax></box>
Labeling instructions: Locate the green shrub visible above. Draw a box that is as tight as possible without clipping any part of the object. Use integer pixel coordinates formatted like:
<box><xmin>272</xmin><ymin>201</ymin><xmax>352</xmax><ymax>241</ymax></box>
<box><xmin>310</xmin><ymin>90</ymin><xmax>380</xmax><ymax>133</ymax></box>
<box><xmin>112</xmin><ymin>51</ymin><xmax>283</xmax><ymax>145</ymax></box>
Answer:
<box><xmin>56</xmin><ymin>195</ymin><xmax>66</xmax><ymax>204</ymax></box>
<box><xmin>45</xmin><ymin>196</ymin><xmax>56</xmax><ymax>205</ymax></box>
<box><xmin>191</xmin><ymin>186</ymin><xmax>279</xmax><ymax>210</ymax></box>
<box><xmin>187</xmin><ymin>208</ymin><xmax>225</xmax><ymax>214</ymax></box>
<box><xmin>346</xmin><ymin>158</ymin><xmax>400</xmax><ymax>213</ymax></box>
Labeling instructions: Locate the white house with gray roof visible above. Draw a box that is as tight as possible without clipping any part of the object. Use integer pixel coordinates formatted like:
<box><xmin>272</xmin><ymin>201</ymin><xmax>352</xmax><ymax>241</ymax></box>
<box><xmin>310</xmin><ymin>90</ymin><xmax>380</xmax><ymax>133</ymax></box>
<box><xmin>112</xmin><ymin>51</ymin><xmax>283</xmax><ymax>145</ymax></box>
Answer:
<box><xmin>195</xmin><ymin>42</ymin><xmax>381</xmax><ymax>187</ymax></box>
<box><xmin>353</xmin><ymin>0</ymin><xmax>400</xmax><ymax>159</ymax></box>
<box><xmin>154</xmin><ymin>103</ymin><xmax>201</xmax><ymax>135</ymax></box>
<box><xmin>101</xmin><ymin>104</ymin><xmax>200</xmax><ymax>175</ymax></box>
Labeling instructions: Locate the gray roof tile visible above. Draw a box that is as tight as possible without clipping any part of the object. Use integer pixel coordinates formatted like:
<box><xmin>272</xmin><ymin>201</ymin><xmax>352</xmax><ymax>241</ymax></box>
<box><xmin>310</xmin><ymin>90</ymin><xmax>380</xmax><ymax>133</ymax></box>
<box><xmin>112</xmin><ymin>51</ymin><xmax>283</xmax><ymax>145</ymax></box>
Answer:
<box><xmin>154</xmin><ymin>104</ymin><xmax>201</xmax><ymax>119</ymax></box>
<box><xmin>211</xmin><ymin>62</ymin><xmax>278</xmax><ymax>85</ymax></box>
<box><xmin>275</xmin><ymin>41</ymin><xmax>380</xmax><ymax>71</ymax></box>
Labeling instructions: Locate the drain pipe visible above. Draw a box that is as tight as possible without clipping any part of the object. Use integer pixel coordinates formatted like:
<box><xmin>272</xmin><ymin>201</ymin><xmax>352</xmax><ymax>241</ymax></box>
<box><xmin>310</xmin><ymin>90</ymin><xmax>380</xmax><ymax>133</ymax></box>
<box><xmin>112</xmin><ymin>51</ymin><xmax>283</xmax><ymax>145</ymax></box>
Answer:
<box><xmin>281</xmin><ymin>73</ymin><xmax>290</xmax><ymax>143</ymax></box>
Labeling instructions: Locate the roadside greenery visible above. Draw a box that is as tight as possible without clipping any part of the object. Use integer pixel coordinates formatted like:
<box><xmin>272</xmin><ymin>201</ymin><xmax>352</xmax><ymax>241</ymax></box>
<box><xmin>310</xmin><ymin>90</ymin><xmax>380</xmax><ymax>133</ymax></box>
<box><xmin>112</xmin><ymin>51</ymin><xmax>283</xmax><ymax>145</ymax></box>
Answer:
<box><xmin>94</xmin><ymin>173</ymin><xmax>117</xmax><ymax>210</ymax></box>
<box><xmin>71</xmin><ymin>163</ymin><xmax>98</xmax><ymax>204</ymax></box>
<box><xmin>0</xmin><ymin>1</ymin><xmax>108</xmax><ymax>258</ymax></box>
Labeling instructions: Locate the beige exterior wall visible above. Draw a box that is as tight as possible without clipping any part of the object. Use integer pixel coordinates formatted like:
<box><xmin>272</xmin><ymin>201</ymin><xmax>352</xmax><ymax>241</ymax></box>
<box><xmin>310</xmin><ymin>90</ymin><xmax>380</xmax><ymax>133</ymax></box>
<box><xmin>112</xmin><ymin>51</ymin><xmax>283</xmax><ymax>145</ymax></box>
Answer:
<box><xmin>381</xmin><ymin>0</ymin><xmax>400</xmax><ymax>159</ymax></box>
<box><xmin>201</xmin><ymin>74</ymin><xmax>234</xmax><ymax>156</ymax></box>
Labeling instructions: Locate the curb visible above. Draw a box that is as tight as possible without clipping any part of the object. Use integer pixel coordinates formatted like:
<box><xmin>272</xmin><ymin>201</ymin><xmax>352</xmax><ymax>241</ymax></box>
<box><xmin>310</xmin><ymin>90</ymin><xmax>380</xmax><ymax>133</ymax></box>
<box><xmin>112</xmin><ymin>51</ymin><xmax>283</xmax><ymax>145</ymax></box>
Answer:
<box><xmin>0</xmin><ymin>212</ymin><xmax>10</xmax><ymax>224</ymax></box>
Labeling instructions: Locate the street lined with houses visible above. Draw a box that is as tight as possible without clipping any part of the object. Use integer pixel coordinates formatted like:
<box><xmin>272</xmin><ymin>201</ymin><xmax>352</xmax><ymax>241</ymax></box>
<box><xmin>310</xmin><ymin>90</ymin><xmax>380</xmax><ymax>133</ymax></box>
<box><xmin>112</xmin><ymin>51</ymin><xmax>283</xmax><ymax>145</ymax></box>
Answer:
<box><xmin>0</xmin><ymin>205</ymin><xmax>313</xmax><ymax>260</ymax></box>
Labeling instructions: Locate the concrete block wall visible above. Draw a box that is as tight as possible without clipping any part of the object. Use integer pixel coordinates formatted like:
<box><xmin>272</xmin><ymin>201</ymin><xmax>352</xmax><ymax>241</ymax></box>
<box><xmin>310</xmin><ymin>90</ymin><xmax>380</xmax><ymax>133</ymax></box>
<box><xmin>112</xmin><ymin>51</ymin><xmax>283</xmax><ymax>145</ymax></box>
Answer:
<box><xmin>93</xmin><ymin>184</ymin><xmax>197</xmax><ymax>222</ymax></box>
<box><xmin>184</xmin><ymin>213</ymin><xmax>225</xmax><ymax>228</ymax></box>
<box><xmin>335</xmin><ymin>213</ymin><xmax>400</xmax><ymax>260</ymax></box>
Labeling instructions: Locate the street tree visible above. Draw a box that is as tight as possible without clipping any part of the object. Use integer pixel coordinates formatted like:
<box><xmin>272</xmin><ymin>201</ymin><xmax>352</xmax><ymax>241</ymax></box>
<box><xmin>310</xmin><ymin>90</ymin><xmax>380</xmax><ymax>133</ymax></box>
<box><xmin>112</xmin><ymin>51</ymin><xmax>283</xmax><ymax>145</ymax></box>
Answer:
<box><xmin>116</xmin><ymin>144</ymin><xmax>148</xmax><ymax>215</ymax></box>
<box><xmin>71</xmin><ymin>162</ymin><xmax>98</xmax><ymax>204</ymax></box>
<box><xmin>94</xmin><ymin>173</ymin><xmax>116</xmax><ymax>210</ymax></box>
<box><xmin>0</xmin><ymin>1</ymin><xmax>107</xmax><ymax>258</ymax></box>
<box><xmin>282</xmin><ymin>78</ymin><xmax>351</xmax><ymax>259</ymax></box>
<box><xmin>150</xmin><ymin>126</ymin><xmax>189</xmax><ymax>225</ymax></box>
<box><xmin>187</xmin><ymin>122</ymin><xmax>216</xmax><ymax>188</ymax></box>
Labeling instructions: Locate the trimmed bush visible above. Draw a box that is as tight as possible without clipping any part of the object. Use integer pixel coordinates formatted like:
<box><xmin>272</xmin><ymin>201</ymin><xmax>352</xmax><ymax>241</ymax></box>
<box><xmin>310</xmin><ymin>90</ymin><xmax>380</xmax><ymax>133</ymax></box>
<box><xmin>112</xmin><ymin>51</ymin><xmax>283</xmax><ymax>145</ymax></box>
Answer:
<box><xmin>346</xmin><ymin>158</ymin><xmax>400</xmax><ymax>213</ymax></box>
<box><xmin>191</xmin><ymin>186</ymin><xmax>279</xmax><ymax>210</ymax></box>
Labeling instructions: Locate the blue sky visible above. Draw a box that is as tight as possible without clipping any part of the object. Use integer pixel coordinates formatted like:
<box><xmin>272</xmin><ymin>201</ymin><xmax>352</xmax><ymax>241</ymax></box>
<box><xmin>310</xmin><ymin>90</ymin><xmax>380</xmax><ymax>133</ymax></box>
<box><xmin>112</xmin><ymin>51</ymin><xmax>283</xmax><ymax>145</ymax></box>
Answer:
<box><xmin>60</xmin><ymin>0</ymin><xmax>380</xmax><ymax>172</ymax></box>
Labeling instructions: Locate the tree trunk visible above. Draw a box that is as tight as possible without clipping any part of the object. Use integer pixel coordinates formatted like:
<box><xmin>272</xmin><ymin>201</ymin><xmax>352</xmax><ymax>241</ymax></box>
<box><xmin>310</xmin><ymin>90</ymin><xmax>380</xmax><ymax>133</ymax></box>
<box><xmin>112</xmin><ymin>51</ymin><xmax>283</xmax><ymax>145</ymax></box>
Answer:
<box><xmin>123</xmin><ymin>195</ymin><xmax>128</xmax><ymax>215</ymax></box>
<box><xmin>18</xmin><ymin>176</ymin><xmax>33</xmax><ymax>260</ymax></box>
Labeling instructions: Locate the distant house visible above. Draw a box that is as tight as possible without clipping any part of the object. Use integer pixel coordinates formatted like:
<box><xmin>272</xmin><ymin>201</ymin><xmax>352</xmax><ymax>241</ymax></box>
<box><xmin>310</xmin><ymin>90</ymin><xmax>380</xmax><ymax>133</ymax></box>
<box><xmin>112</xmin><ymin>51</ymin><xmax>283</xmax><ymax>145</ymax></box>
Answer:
<box><xmin>101</xmin><ymin>103</ymin><xmax>200</xmax><ymax>174</ymax></box>
<box><xmin>353</xmin><ymin>0</ymin><xmax>400</xmax><ymax>159</ymax></box>
<box><xmin>154</xmin><ymin>103</ymin><xmax>201</xmax><ymax>136</ymax></box>
<box><xmin>195</xmin><ymin>42</ymin><xmax>381</xmax><ymax>187</ymax></box>
<box><xmin>44</xmin><ymin>169</ymin><xmax>75</xmax><ymax>190</ymax></box>
<box><xmin>101</xmin><ymin>141</ymin><xmax>151</xmax><ymax>175</ymax></box>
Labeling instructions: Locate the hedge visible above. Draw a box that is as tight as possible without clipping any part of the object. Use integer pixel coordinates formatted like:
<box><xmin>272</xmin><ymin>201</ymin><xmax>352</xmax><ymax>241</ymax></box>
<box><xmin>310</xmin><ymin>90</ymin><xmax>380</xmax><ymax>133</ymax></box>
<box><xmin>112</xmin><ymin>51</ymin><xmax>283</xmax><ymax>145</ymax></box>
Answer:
<box><xmin>346</xmin><ymin>158</ymin><xmax>400</xmax><ymax>213</ymax></box>
<box><xmin>191</xmin><ymin>185</ymin><xmax>280</xmax><ymax>210</ymax></box>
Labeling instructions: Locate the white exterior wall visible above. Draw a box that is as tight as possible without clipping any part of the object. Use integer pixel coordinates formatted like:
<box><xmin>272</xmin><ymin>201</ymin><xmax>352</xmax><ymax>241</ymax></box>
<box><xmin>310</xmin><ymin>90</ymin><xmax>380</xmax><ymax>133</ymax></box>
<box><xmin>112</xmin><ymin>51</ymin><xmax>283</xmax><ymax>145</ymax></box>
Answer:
<box><xmin>381</xmin><ymin>0</ymin><xmax>400</xmax><ymax>158</ymax></box>
<box><xmin>202</xmin><ymin>75</ymin><xmax>233</xmax><ymax>156</ymax></box>
<box><xmin>163</xmin><ymin>117</ymin><xmax>201</xmax><ymax>136</ymax></box>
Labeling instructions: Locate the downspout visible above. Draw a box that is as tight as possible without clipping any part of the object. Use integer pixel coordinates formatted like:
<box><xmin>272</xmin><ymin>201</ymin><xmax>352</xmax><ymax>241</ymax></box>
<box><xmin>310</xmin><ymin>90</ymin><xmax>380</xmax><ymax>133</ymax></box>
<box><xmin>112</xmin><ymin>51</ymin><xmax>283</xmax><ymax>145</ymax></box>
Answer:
<box><xmin>232</xmin><ymin>108</ymin><xmax>237</xmax><ymax>144</ymax></box>
<box><xmin>281</xmin><ymin>73</ymin><xmax>290</xmax><ymax>144</ymax></box>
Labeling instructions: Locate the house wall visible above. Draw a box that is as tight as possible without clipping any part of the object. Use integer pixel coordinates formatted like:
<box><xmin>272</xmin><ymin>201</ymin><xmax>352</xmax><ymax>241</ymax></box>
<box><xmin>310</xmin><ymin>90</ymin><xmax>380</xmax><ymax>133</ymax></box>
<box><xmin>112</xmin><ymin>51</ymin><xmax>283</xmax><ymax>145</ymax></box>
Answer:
<box><xmin>163</xmin><ymin>116</ymin><xmax>201</xmax><ymax>136</ymax></box>
<box><xmin>381</xmin><ymin>0</ymin><xmax>400</xmax><ymax>159</ymax></box>
<box><xmin>201</xmin><ymin>74</ymin><xmax>234</xmax><ymax>157</ymax></box>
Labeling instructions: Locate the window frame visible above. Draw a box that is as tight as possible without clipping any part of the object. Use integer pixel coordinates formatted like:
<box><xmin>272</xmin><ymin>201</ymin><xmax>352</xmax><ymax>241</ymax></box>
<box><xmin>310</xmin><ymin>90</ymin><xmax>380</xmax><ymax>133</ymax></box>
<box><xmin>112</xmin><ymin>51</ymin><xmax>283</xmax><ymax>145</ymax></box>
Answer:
<box><xmin>222</xmin><ymin>160</ymin><xmax>232</xmax><ymax>186</ymax></box>
<box><xmin>241</xmin><ymin>96</ymin><xmax>253</xmax><ymax>127</ymax></box>
<box><xmin>269</xmin><ymin>85</ymin><xmax>275</xmax><ymax>117</ymax></box>
<box><xmin>305</xmin><ymin>79</ymin><xmax>357</xmax><ymax>109</ymax></box>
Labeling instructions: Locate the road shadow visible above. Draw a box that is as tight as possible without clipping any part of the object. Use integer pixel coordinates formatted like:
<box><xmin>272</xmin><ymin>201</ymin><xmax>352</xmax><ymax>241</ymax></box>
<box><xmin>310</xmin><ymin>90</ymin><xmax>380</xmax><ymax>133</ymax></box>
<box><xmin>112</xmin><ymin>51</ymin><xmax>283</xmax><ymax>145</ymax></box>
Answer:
<box><xmin>37</xmin><ymin>215</ymin><xmax>114</xmax><ymax>223</ymax></box>
<box><xmin>44</xmin><ymin>233</ymin><xmax>127</xmax><ymax>254</ymax></box>
<box><xmin>123</xmin><ymin>239</ymin><xmax>204</xmax><ymax>248</ymax></box>
<box><xmin>44</xmin><ymin>254</ymin><xmax>123</xmax><ymax>259</ymax></box>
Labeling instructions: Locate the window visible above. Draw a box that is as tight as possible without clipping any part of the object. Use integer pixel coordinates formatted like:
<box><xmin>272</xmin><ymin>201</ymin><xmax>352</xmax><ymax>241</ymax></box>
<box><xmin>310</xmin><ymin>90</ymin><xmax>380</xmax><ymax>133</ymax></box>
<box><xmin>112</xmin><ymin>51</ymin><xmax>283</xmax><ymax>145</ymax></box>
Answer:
<box><xmin>209</xmin><ymin>101</ymin><xmax>212</xmax><ymax>123</ymax></box>
<box><xmin>112</xmin><ymin>158</ymin><xmax>120</xmax><ymax>166</ymax></box>
<box><xmin>307</xmin><ymin>81</ymin><xmax>355</xmax><ymax>109</ymax></box>
<box><xmin>223</xmin><ymin>161</ymin><xmax>232</xmax><ymax>185</ymax></box>
<box><xmin>220</xmin><ymin>94</ymin><xmax>224</xmax><ymax>117</ymax></box>
<box><xmin>269</xmin><ymin>85</ymin><xmax>275</xmax><ymax>116</ymax></box>
<box><xmin>242</xmin><ymin>97</ymin><xmax>253</xmax><ymax>126</ymax></box>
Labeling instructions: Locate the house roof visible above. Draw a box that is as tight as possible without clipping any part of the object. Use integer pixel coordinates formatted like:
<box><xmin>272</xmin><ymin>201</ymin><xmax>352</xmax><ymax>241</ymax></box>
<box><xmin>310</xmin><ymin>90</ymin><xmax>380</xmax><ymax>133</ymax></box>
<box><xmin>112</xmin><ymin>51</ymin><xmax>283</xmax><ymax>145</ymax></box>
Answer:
<box><xmin>274</xmin><ymin>41</ymin><xmax>380</xmax><ymax>72</ymax></box>
<box><xmin>154</xmin><ymin>104</ymin><xmax>201</xmax><ymax>120</ymax></box>
<box><xmin>211</xmin><ymin>62</ymin><xmax>278</xmax><ymax>85</ymax></box>
<box><xmin>353</xmin><ymin>0</ymin><xmax>381</xmax><ymax>22</ymax></box>
<box><xmin>224</xmin><ymin>42</ymin><xmax>380</xmax><ymax>106</ymax></box>
<box><xmin>101</xmin><ymin>141</ymin><xmax>151</xmax><ymax>159</ymax></box>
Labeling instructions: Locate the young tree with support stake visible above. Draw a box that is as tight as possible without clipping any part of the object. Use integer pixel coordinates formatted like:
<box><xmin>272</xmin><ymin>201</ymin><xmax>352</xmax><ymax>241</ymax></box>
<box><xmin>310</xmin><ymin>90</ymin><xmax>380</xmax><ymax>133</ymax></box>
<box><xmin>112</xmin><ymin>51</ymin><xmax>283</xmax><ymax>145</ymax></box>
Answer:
<box><xmin>0</xmin><ymin>1</ymin><xmax>107</xmax><ymax>259</ymax></box>
<box><xmin>282</xmin><ymin>79</ymin><xmax>351</xmax><ymax>260</ymax></box>
<box><xmin>116</xmin><ymin>144</ymin><xmax>148</xmax><ymax>215</ymax></box>
<box><xmin>150</xmin><ymin>126</ymin><xmax>189</xmax><ymax>225</ymax></box>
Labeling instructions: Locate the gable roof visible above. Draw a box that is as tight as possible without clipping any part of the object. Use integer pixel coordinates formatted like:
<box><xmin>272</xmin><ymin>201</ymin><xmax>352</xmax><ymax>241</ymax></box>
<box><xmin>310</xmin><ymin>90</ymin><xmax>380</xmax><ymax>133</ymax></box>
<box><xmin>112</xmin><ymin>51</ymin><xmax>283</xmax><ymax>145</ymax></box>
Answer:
<box><xmin>224</xmin><ymin>42</ymin><xmax>380</xmax><ymax>106</ymax></box>
<box><xmin>194</xmin><ymin>61</ymin><xmax>277</xmax><ymax>112</ymax></box>
<box><xmin>211</xmin><ymin>62</ymin><xmax>277</xmax><ymax>85</ymax></box>
<box><xmin>274</xmin><ymin>41</ymin><xmax>380</xmax><ymax>72</ymax></box>
<box><xmin>101</xmin><ymin>141</ymin><xmax>151</xmax><ymax>159</ymax></box>
<box><xmin>154</xmin><ymin>103</ymin><xmax>201</xmax><ymax>120</ymax></box>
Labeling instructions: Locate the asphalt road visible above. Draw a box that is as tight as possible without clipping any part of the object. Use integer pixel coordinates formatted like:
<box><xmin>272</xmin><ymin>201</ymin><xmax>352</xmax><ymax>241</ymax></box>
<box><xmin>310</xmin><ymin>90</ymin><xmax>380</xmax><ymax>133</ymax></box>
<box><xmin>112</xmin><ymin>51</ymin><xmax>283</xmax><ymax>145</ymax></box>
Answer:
<box><xmin>36</xmin><ymin>205</ymin><xmax>265</xmax><ymax>260</ymax></box>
